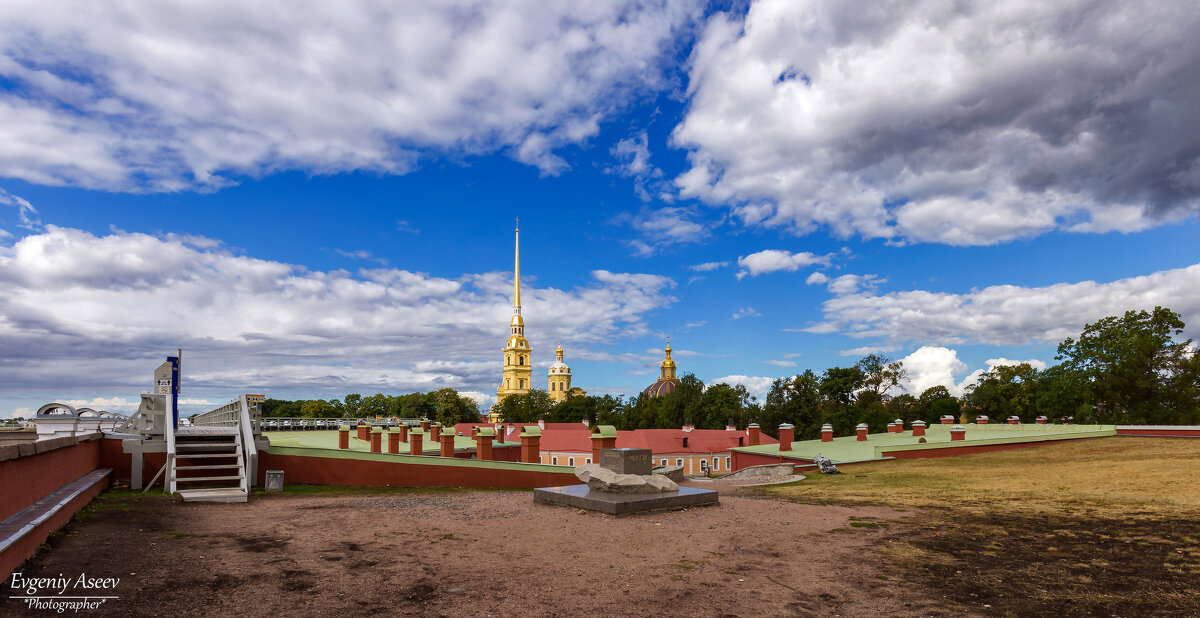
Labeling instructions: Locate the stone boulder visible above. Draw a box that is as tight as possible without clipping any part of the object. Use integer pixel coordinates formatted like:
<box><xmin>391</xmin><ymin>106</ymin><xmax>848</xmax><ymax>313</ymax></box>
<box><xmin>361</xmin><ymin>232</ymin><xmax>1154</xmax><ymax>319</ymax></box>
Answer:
<box><xmin>574</xmin><ymin>464</ymin><xmax>679</xmax><ymax>494</ymax></box>
<box><xmin>654</xmin><ymin>465</ymin><xmax>684</xmax><ymax>483</ymax></box>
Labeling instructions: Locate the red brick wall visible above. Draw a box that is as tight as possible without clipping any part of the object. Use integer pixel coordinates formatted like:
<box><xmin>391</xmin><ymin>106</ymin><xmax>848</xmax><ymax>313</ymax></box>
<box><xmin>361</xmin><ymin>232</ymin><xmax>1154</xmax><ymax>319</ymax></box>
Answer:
<box><xmin>256</xmin><ymin>452</ymin><xmax>578</xmax><ymax>489</ymax></box>
<box><xmin>98</xmin><ymin>438</ymin><xmax>166</xmax><ymax>485</ymax></box>
<box><xmin>0</xmin><ymin>438</ymin><xmax>101</xmax><ymax>522</ymax></box>
<box><xmin>1</xmin><ymin>472</ymin><xmax>110</xmax><ymax>577</ymax></box>
<box><xmin>1115</xmin><ymin>428</ymin><xmax>1200</xmax><ymax>438</ymax></box>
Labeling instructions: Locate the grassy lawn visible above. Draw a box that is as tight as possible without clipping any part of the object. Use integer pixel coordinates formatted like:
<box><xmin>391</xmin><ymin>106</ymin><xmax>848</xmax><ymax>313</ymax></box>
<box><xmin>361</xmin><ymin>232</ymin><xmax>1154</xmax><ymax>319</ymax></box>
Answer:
<box><xmin>765</xmin><ymin>437</ymin><xmax>1200</xmax><ymax>616</ymax></box>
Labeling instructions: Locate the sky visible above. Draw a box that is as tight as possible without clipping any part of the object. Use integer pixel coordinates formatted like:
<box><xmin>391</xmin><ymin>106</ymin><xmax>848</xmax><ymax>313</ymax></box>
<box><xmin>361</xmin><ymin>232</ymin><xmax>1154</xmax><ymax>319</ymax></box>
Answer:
<box><xmin>1</xmin><ymin>0</ymin><xmax>1199</xmax><ymax>418</ymax></box>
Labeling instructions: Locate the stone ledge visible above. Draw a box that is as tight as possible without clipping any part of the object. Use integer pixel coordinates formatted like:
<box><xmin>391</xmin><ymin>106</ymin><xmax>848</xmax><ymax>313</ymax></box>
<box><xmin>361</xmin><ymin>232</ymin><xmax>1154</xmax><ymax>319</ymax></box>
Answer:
<box><xmin>533</xmin><ymin>484</ymin><xmax>718</xmax><ymax>515</ymax></box>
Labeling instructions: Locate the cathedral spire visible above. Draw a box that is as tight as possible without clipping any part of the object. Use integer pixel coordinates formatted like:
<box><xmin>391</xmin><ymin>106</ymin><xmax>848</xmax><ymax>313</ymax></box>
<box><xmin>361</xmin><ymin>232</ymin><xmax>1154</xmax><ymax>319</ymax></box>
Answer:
<box><xmin>513</xmin><ymin>219</ymin><xmax>521</xmax><ymax>314</ymax></box>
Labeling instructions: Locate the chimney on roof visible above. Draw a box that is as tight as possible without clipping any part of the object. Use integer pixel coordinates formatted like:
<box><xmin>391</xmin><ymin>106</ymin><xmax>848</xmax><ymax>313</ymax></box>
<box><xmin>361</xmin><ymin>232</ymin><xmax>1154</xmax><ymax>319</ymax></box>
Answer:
<box><xmin>856</xmin><ymin>423</ymin><xmax>869</xmax><ymax>441</ymax></box>
<box><xmin>538</xmin><ymin>418</ymin><xmax>545</xmax><ymax>430</ymax></box>
<box><xmin>778</xmin><ymin>423</ymin><xmax>794</xmax><ymax>452</ymax></box>
<box><xmin>726</xmin><ymin>418</ymin><xmax>736</xmax><ymax>431</ymax></box>
<box><xmin>582</xmin><ymin>418</ymin><xmax>590</xmax><ymax>427</ymax></box>
<box><xmin>747</xmin><ymin>423</ymin><xmax>761</xmax><ymax>446</ymax></box>
<box><xmin>821</xmin><ymin>423</ymin><xmax>833</xmax><ymax>442</ymax></box>
<box><xmin>682</xmin><ymin>423</ymin><xmax>694</xmax><ymax>433</ymax></box>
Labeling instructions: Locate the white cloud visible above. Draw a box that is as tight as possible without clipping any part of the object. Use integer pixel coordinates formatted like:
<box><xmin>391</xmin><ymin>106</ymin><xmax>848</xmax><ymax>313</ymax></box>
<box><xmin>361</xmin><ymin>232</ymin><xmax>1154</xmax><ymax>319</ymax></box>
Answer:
<box><xmin>10</xmin><ymin>407</ymin><xmax>32</xmax><ymax>419</ymax></box>
<box><xmin>731</xmin><ymin>307</ymin><xmax>761</xmax><ymax>320</ymax></box>
<box><xmin>900</xmin><ymin>346</ymin><xmax>970</xmax><ymax>396</ymax></box>
<box><xmin>985</xmin><ymin>357</ymin><xmax>1047</xmax><ymax>372</ymax></box>
<box><xmin>688</xmin><ymin>261</ymin><xmax>729</xmax><ymax>272</ymax></box>
<box><xmin>674</xmin><ymin>0</ymin><xmax>1200</xmax><ymax>245</ymax></box>
<box><xmin>805</xmin><ymin>272</ymin><xmax>829</xmax><ymax>285</ymax></box>
<box><xmin>827</xmin><ymin>274</ymin><xmax>880</xmax><ymax>296</ymax></box>
<box><xmin>838</xmin><ymin>345</ymin><xmax>897</xmax><ymax>358</ymax></box>
<box><xmin>609</xmin><ymin>131</ymin><xmax>666</xmax><ymax>202</ymax></box>
<box><xmin>736</xmin><ymin>249</ymin><xmax>831</xmax><ymax>279</ymax></box>
<box><xmin>762</xmin><ymin>360</ymin><xmax>795</xmax><ymax>367</ymax></box>
<box><xmin>335</xmin><ymin>249</ymin><xmax>388</xmax><ymax>265</ymax></box>
<box><xmin>0</xmin><ymin>189</ymin><xmax>40</xmax><ymax>229</ymax></box>
<box><xmin>624</xmin><ymin>207</ymin><xmax>711</xmax><ymax>256</ymax></box>
<box><xmin>709</xmin><ymin>374</ymin><xmax>774</xmax><ymax>401</ymax></box>
<box><xmin>810</xmin><ymin>263</ymin><xmax>1200</xmax><ymax>347</ymax></box>
<box><xmin>0</xmin><ymin>2</ymin><xmax>699</xmax><ymax>190</ymax></box>
<box><xmin>0</xmin><ymin>226</ymin><xmax>676</xmax><ymax>400</ymax></box>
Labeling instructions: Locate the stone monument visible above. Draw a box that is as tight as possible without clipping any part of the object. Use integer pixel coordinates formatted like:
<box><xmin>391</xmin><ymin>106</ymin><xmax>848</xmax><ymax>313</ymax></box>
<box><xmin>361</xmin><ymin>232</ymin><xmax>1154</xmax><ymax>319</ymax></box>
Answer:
<box><xmin>533</xmin><ymin>447</ymin><xmax>718</xmax><ymax>514</ymax></box>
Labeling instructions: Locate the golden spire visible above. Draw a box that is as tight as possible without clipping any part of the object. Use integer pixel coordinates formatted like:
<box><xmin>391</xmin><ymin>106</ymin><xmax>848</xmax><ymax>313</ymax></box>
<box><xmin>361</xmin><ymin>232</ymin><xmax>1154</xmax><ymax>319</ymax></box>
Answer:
<box><xmin>513</xmin><ymin>218</ymin><xmax>521</xmax><ymax>312</ymax></box>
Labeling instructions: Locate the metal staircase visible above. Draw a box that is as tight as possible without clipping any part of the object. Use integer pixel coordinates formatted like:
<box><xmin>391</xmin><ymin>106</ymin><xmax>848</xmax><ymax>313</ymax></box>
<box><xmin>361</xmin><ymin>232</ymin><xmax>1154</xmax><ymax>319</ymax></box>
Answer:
<box><xmin>172</xmin><ymin>428</ymin><xmax>247</xmax><ymax>503</ymax></box>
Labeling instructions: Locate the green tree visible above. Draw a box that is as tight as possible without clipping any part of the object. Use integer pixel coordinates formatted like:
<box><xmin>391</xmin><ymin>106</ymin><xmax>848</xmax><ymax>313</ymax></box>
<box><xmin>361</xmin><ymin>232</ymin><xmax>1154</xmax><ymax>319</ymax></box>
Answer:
<box><xmin>965</xmin><ymin>363</ymin><xmax>1039</xmax><ymax>421</ymax></box>
<box><xmin>914</xmin><ymin>385</ymin><xmax>959</xmax><ymax>425</ymax></box>
<box><xmin>819</xmin><ymin>366</ymin><xmax>863</xmax><ymax>434</ymax></box>
<box><xmin>493</xmin><ymin>389</ymin><xmax>555</xmax><ymax>423</ymax></box>
<box><xmin>856</xmin><ymin>354</ymin><xmax>909</xmax><ymax>402</ymax></box>
<box><xmin>342</xmin><ymin>393</ymin><xmax>363</xmax><ymax>418</ymax></box>
<box><xmin>763</xmin><ymin>370</ymin><xmax>822</xmax><ymax>439</ymax></box>
<box><xmin>299</xmin><ymin>399</ymin><xmax>335</xmax><ymax>418</ymax></box>
<box><xmin>1057</xmin><ymin>307</ymin><xmax>1200</xmax><ymax>424</ymax></box>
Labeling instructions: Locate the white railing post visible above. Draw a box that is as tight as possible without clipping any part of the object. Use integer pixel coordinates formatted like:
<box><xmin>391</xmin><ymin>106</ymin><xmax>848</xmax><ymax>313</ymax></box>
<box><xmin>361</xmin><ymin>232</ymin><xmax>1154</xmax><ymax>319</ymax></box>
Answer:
<box><xmin>166</xmin><ymin>392</ymin><xmax>177</xmax><ymax>494</ymax></box>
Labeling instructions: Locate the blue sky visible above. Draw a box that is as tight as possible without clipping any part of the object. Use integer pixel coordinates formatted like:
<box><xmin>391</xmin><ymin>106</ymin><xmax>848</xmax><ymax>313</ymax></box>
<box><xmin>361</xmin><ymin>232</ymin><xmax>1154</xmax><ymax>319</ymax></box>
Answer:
<box><xmin>1</xmin><ymin>0</ymin><xmax>1198</xmax><ymax>417</ymax></box>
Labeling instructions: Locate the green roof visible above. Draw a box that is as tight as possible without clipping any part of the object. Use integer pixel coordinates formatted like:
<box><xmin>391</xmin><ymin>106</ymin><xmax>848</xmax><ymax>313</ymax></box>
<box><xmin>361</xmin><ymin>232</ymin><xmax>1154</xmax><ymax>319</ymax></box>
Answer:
<box><xmin>734</xmin><ymin>423</ymin><xmax>1117</xmax><ymax>464</ymax></box>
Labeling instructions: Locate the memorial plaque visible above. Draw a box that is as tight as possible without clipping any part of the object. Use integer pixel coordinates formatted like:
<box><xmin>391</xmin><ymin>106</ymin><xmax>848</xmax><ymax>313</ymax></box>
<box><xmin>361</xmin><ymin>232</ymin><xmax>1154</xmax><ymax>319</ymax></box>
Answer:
<box><xmin>598</xmin><ymin>448</ymin><xmax>652</xmax><ymax>475</ymax></box>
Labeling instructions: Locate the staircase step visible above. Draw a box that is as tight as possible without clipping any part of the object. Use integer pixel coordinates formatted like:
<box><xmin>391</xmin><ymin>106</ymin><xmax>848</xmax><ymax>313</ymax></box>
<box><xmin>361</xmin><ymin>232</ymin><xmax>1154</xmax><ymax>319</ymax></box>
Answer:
<box><xmin>178</xmin><ymin>488</ymin><xmax>247</xmax><ymax>503</ymax></box>
<box><xmin>177</xmin><ymin>442</ymin><xmax>237</xmax><ymax>448</ymax></box>
<box><xmin>176</xmin><ymin>453</ymin><xmax>240</xmax><ymax>459</ymax></box>
<box><xmin>176</xmin><ymin>464</ymin><xmax>241</xmax><ymax>470</ymax></box>
<box><xmin>175</xmin><ymin>475</ymin><xmax>243</xmax><ymax>482</ymax></box>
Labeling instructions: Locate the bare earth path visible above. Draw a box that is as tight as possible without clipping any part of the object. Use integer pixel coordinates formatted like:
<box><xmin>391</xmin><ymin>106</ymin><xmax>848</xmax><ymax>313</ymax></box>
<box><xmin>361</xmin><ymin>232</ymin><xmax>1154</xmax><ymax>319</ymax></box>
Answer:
<box><xmin>4</xmin><ymin>488</ymin><xmax>965</xmax><ymax>617</ymax></box>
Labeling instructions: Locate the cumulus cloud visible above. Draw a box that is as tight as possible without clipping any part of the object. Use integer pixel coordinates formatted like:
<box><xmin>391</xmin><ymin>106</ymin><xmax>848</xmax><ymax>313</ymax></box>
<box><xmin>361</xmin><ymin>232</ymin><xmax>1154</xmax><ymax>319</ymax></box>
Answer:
<box><xmin>623</xmin><ymin>206</ymin><xmax>711</xmax><ymax>256</ymax></box>
<box><xmin>709</xmin><ymin>374</ymin><xmax>774</xmax><ymax>402</ymax></box>
<box><xmin>0</xmin><ymin>226</ymin><xmax>676</xmax><ymax>401</ymax></box>
<box><xmin>900</xmin><ymin>346</ymin><xmax>970</xmax><ymax>396</ymax></box>
<box><xmin>731</xmin><ymin>307</ymin><xmax>761</xmax><ymax>320</ymax></box>
<box><xmin>674</xmin><ymin>0</ymin><xmax>1200</xmax><ymax>245</ymax></box>
<box><xmin>736</xmin><ymin>249</ymin><xmax>831</xmax><ymax>279</ymax></box>
<box><xmin>688</xmin><ymin>261</ymin><xmax>729</xmax><ymax>272</ymax></box>
<box><xmin>762</xmin><ymin>359</ymin><xmax>795</xmax><ymax>367</ymax></box>
<box><xmin>609</xmin><ymin>130</ymin><xmax>667</xmax><ymax>202</ymax></box>
<box><xmin>805</xmin><ymin>272</ymin><xmax>829</xmax><ymax>285</ymax></box>
<box><xmin>0</xmin><ymin>1</ymin><xmax>699</xmax><ymax>191</ymax></box>
<box><xmin>810</xmin><ymin>263</ymin><xmax>1200</xmax><ymax>347</ymax></box>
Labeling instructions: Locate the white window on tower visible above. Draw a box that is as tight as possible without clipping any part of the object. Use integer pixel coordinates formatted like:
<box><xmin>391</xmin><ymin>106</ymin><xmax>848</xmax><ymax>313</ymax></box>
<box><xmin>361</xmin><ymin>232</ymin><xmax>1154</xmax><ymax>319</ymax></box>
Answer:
<box><xmin>700</xmin><ymin>459</ymin><xmax>707</xmax><ymax>471</ymax></box>
<box><xmin>713</xmin><ymin>458</ymin><xmax>720</xmax><ymax>471</ymax></box>
<box><xmin>725</xmin><ymin>456</ymin><xmax>731</xmax><ymax>469</ymax></box>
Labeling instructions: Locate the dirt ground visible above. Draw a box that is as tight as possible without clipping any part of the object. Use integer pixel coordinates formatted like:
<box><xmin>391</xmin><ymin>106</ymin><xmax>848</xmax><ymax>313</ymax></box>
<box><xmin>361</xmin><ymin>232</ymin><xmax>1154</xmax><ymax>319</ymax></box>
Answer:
<box><xmin>3</xmin><ymin>485</ymin><xmax>968</xmax><ymax>618</ymax></box>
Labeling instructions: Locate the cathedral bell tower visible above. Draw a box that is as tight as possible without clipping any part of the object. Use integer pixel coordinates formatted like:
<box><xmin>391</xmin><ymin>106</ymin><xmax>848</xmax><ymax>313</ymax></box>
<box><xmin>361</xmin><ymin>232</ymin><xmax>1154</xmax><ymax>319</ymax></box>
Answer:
<box><xmin>496</xmin><ymin>221</ymin><xmax>532</xmax><ymax>405</ymax></box>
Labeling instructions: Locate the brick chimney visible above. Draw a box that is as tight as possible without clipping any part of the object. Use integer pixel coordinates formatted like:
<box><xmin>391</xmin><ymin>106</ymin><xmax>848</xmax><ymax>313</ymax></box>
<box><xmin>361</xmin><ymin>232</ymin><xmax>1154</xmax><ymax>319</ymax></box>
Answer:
<box><xmin>747</xmin><ymin>423</ymin><xmax>761</xmax><ymax>446</ymax></box>
<box><xmin>1007</xmin><ymin>416</ymin><xmax>1020</xmax><ymax>425</ymax></box>
<box><xmin>950</xmin><ymin>425</ymin><xmax>965</xmax><ymax>441</ymax></box>
<box><xmin>519</xmin><ymin>426</ymin><xmax>541</xmax><ymax>463</ymax></box>
<box><xmin>940</xmin><ymin>415</ymin><xmax>954</xmax><ymax>425</ymax></box>
<box><xmin>590</xmin><ymin>425</ymin><xmax>618</xmax><ymax>462</ymax></box>
<box><xmin>912</xmin><ymin>420</ymin><xmax>926</xmax><ymax>437</ymax></box>
<box><xmin>357</xmin><ymin>420</ymin><xmax>369</xmax><ymax>441</ymax></box>
<box><xmin>975</xmin><ymin>415</ymin><xmax>989</xmax><ymax>425</ymax></box>
<box><xmin>387</xmin><ymin>427</ymin><xmax>402</xmax><ymax>454</ymax></box>
<box><xmin>821</xmin><ymin>423</ymin><xmax>833</xmax><ymax>442</ymax></box>
<box><xmin>408</xmin><ymin>429</ymin><xmax>425</xmax><ymax>455</ymax></box>
<box><xmin>856</xmin><ymin>423</ymin><xmax>869</xmax><ymax>441</ymax></box>
<box><xmin>893</xmin><ymin>418</ymin><xmax>904</xmax><ymax>433</ymax></box>
<box><xmin>369</xmin><ymin>427</ymin><xmax>383</xmax><ymax>453</ymax></box>
<box><xmin>338</xmin><ymin>425</ymin><xmax>351</xmax><ymax>450</ymax></box>
<box><xmin>472</xmin><ymin>426</ymin><xmax>495</xmax><ymax>461</ymax></box>
<box><xmin>439</xmin><ymin>431</ymin><xmax>456</xmax><ymax>458</ymax></box>
<box><xmin>778</xmin><ymin>423</ymin><xmax>794</xmax><ymax>452</ymax></box>
<box><xmin>1036</xmin><ymin>416</ymin><xmax>1048</xmax><ymax>424</ymax></box>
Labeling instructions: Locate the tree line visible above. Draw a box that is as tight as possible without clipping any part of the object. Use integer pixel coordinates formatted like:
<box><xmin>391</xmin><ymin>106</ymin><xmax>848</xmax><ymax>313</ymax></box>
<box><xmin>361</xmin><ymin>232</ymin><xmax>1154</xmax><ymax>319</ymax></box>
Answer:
<box><xmin>262</xmin><ymin>307</ymin><xmax>1200</xmax><ymax>438</ymax></box>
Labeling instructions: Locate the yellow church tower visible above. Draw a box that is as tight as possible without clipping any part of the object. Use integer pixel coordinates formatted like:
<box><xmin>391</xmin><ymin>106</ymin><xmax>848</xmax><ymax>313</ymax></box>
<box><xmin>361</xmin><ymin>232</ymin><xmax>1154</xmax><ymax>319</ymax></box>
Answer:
<box><xmin>548</xmin><ymin>341</ymin><xmax>572</xmax><ymax>402</ymax></box>
<box><xmin>496</xmin><ymin>221</ymin><xmax>532</xmax><ymax>406</ymax></box>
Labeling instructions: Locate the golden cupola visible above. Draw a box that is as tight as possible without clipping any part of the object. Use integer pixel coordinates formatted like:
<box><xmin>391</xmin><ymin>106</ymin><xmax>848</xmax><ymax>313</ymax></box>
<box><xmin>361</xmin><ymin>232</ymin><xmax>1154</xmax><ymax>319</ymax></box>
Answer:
<box><xmin>547</xmin><ymin>340</ymin><xmax>572</xmax><ymax>402</ymax></box>
<box><xmin>642</xmin><ymin>337</ymin><xmax>681</xmax><ymax>398</ymax></box>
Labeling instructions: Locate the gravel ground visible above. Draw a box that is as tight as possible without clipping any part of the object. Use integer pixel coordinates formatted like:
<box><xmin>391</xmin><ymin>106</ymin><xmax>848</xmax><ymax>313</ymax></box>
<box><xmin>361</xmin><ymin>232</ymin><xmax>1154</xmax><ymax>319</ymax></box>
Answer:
<box><xmin>6</xmin><ymin>488</ymin><xmax>967</xmax><ymax>617</ymax></box>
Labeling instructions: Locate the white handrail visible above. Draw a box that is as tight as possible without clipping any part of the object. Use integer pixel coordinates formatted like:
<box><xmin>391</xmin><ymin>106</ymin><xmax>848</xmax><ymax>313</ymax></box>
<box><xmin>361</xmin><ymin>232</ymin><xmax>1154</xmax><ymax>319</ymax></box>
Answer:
<box><xmin>238</xmin><ymin>395</ymin><xmax>258</xmax><ymax>490</ymax></box>
<box><xmin>166</xmin><ymin>393</ymin><xmax>177</xmax><ymax>493</ymax></box>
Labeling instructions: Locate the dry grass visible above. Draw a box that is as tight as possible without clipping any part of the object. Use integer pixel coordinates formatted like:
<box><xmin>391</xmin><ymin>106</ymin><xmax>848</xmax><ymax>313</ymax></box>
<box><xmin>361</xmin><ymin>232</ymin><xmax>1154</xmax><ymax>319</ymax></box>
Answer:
<box><xmin>764</xmin><ymin>437</ymin><xmax>1200</xmax><ymax>616</ymax></box>
<box><xmin>766</xmin><ymin>436</ymin><xmax>1200</xmax><ymax>518</ymax></box>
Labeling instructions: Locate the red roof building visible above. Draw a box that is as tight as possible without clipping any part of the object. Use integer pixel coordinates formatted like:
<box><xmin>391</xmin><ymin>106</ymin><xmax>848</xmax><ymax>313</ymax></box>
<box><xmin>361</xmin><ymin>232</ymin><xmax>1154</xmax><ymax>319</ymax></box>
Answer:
<box><xmin>537</xmin><ymin>426</ymin><xmax>777</xmax><ymax>477</ymax></box>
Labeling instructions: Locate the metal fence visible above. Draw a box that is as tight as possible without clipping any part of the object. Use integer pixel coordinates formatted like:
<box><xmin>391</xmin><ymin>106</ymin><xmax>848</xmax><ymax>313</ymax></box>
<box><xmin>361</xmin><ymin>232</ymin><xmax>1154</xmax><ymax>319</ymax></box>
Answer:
<box><xmin>260</xmin><ymin>417</ymin><xmax>424</xmax><ymax>431</ymax></box>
